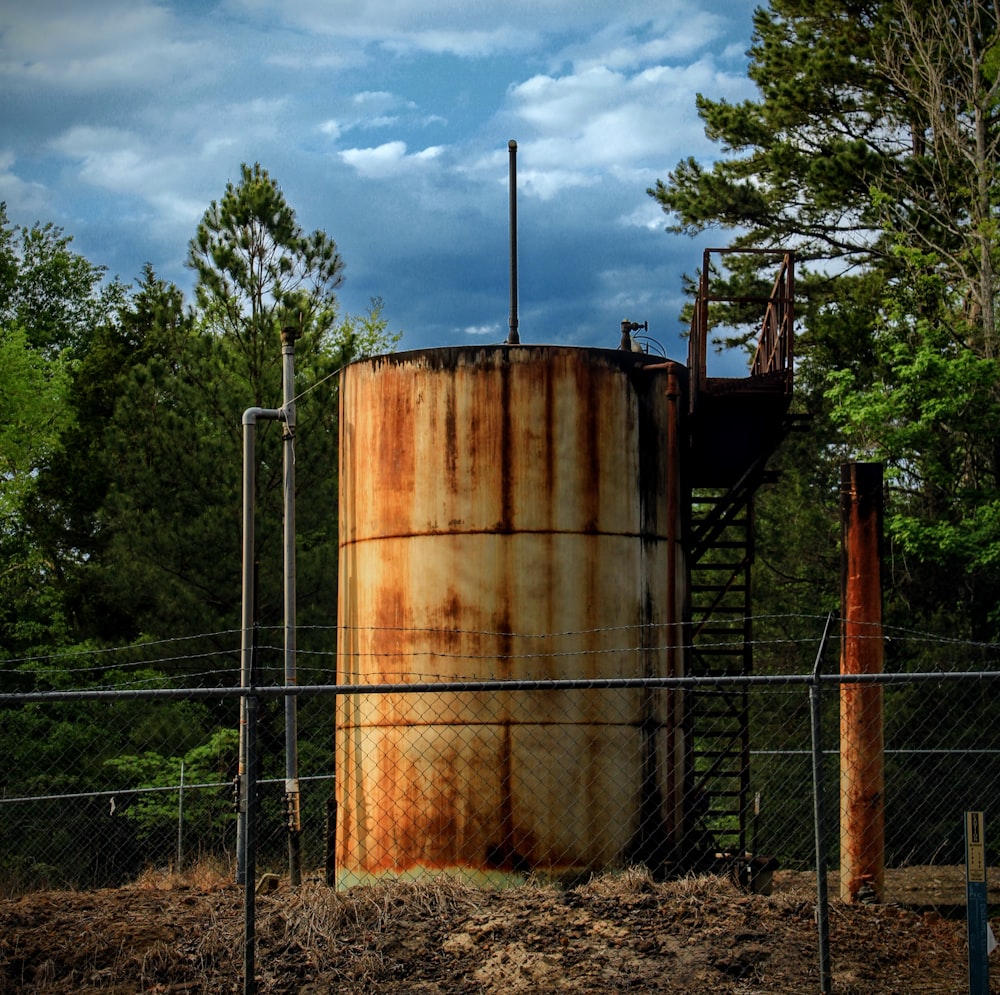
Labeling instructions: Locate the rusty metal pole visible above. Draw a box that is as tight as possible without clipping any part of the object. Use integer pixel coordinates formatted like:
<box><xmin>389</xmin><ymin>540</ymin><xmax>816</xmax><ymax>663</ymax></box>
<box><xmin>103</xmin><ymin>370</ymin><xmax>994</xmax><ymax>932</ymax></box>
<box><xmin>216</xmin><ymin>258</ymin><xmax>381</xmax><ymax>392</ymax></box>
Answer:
<box><xmin>839</xmin><ymin>462</ymin><xmax>885</xmax><ymax>903</ymax></box>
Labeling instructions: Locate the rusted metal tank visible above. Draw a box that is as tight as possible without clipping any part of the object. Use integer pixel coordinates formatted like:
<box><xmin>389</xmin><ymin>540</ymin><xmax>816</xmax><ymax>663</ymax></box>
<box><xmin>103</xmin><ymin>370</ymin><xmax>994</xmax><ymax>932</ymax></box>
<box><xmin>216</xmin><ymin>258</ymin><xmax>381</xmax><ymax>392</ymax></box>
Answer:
<box><xmin>336</xmin><ymin>345</ymin><xmax>687</xmax><ymax>880</ymax></box>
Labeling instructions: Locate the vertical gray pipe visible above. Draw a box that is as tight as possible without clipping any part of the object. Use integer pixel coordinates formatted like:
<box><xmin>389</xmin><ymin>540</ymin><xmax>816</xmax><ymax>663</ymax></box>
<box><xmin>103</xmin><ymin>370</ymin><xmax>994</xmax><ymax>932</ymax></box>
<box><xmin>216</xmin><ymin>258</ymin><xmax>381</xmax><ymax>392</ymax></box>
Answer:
<box><xmin>281</xmin><ymin>328</ymin><xmax>302</xmax><ymax>887</ymax></box>
<box><xmin>507</xmin><ymin>140</ymin><xmax>520</xmax><ymax>345</ymax></box>
<box><xmin>237</xmin><ymin>406</ymin><xmax>283</xmax><ymax>885</ymax></box>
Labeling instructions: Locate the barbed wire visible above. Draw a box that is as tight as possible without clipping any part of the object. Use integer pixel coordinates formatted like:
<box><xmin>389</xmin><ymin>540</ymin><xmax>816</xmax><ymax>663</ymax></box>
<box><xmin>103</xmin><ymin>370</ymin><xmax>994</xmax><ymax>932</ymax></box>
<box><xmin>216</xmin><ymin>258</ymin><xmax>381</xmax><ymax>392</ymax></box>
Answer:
<box><xmin>5</xmin><ymin>613</ymin><xmax>1000</xmax><ymax>695</ymax></box>
<box><xmin>297</xmin><ymin>615</ymin><xmax>1000</xmax><ymax>649</ymax></box>
<box><xmin>1</xmin><ymin>628</ymin><xmax>242</xmax><ymax>669</ymax></box>
<box><xmin>0</xmin><ymin>774</ymin><xmax>335</xmax><ymax>807</ymax></box>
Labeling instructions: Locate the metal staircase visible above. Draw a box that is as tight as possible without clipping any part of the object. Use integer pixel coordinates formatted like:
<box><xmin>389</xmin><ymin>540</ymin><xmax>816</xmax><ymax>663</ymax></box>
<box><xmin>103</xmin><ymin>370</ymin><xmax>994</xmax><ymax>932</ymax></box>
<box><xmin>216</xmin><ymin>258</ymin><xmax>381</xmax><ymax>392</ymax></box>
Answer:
<box><xmin>687</xmin><ymin>469</ymin><xmax>762</xmax><ymax>856</ymax></box>
<box><xmin>682</xmin><ymin>250</ymin><xmax>794</xmax><ymax>860</ymax></box>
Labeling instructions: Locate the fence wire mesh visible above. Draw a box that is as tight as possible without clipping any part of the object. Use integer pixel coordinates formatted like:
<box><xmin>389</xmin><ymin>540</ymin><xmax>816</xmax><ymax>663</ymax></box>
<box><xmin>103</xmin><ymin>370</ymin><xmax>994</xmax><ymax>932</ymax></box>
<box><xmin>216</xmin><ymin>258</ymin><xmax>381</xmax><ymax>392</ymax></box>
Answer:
<box><xmin>3</xmin><ymin>626</ymin><xmax>1000</xmax><ymax>912</ymax></box>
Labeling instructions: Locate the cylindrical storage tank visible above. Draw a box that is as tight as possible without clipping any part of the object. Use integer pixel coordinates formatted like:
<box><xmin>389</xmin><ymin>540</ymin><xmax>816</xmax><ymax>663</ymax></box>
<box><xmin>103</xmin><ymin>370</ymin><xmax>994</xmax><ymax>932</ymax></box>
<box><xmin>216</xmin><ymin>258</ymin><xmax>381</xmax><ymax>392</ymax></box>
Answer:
<box><xmin>336</xmin><ymin>345</ymin><xmax>687</xmax><ymax>881</ymax></box>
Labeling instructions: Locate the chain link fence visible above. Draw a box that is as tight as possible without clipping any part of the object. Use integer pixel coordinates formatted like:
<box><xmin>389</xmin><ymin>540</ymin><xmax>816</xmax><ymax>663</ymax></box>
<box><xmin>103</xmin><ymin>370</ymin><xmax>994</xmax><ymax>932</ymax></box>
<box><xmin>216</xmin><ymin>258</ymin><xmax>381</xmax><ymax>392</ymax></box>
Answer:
<box><xmin>2</xmin><ymin>622</ymin><xmax>1000</xmax><ymax>909</ymax></box>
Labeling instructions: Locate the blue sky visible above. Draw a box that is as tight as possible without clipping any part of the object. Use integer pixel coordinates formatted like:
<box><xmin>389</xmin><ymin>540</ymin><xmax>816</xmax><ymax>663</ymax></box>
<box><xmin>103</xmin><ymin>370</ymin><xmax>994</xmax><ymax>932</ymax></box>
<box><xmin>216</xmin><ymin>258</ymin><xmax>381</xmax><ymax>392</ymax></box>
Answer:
<box><xmin>1</xmin><ymin>0</ymin><xmax>760</xmax><ymax>367</ymax></box>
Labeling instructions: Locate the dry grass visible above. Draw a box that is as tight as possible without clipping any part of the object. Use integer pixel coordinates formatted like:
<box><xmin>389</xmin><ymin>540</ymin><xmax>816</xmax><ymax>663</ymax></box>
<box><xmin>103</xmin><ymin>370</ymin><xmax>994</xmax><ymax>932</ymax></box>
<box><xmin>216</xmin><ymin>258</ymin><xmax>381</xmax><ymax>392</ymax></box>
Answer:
<box><xmin>130</xmin><ymin>856</ymin><xmax>233</xmax><ymax>892</ymax></box>
<box><xmin>0</xmin><ymin>867</ymin><xmax>982</xmax><ymax>994</ymax></box>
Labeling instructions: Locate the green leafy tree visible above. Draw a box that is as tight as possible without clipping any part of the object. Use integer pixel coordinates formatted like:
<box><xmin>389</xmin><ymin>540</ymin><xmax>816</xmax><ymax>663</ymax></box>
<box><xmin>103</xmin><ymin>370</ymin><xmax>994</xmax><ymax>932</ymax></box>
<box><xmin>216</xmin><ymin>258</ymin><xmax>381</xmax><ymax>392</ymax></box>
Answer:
<box><xmin>651</xmin><ymin>0</ymin><xmax>1000</xmax><ymax>869</ymax></box>
<box><xmin>179</xmin><ymin>162</ymin><xmax>397</xmax><ymax>646</ymax></box>
<box><xmin>187</xmin><ymin>161</ymin><xmax>345</xmax><ymax>402</ymax></box>
<box><xmin>0</xmin><ymin>206</ymin><xmax>123</xmax><ymax>657</ymax></box>
<box><xmin>648</xmin><ymin>0</ymin><xmax>898</xmax><ymax>293</ymax></box>
<box><xmin>18</xmin><ymin>166</ymin><xmax>398</xmax><ymax>654</ymax></box>
<box><xmin>0</xmin><ymin>180</ymin><xmax>399</xmax><ymax>887</ymax></box>
<box><xmin>0</xmin><ymin>326</ymin><xmax>76</xmax><ymax>653</ymax></box>
<box><xmin>650</xmin><ymin>0</ymin><xmax>999</xmax><ymax>354</ymax></box>
<box><xmin>103</xmin><ymin>728</ymin><xmax>238</xmax><ymax>853</ymax></box>
<box><xmin>651</xmin><ymin>0</ymin><xmax>1000</xmax><ymax>644</ymax></box>
<box><xmin>0</xmin><ymin>660</ymin><xmax>221</xmax><ymax>888</ymax></box>
<box><xmin>0</xmin><ymin>203</ymin><xmax>124</xmax><ymax>355</ymax></box>
<box><xmin>0</xmin><ymin>326</ymin><xmax>73</xmax><ymax>520</ymax></box>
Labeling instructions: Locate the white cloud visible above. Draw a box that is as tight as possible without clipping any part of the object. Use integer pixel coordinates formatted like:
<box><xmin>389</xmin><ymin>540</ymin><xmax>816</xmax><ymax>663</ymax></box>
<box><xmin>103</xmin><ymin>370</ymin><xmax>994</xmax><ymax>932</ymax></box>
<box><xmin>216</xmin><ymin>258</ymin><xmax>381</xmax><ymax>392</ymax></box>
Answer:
<box><xmin>338</xmin><ymin>141</ymin><xmax>445</xmax><ymax>178</ymax></box>
<box><xmin>353</xmin><ymin>91</ymin><xmax>404</xmax><ymax>109</ymax></box>
<box><xmin>45</xmin><ymin>89</ymin><xmax>302</xmax><ymax>204</ymax></box>
<box><xmin>226</xmin><ymin>0</ymin><xmax>755</xmax><ymax>60</ymax></box>
<box><xmin>318</xmin><ymin>91</ymin><xmax>434</xmax><ymax>142</ymax></box>
<box><xmin>620</xmin><ymin>202</ymin><xmax>669</xmax><ymax>232</ymax></box>
<box><xmin>380</xmin><ymin>27</ymin><xmax>538</xmax><ymax>58</ymax></box>
<box><xmin>0</xmin><ymin>152</ymin><xmax>51</xmax><ymax>216</ymax></box>
<box><xmin>48</xmin><ymin>127</ymin><xmax>151</xmax><ymax>192</ymax></box>
<box><xmin>362</xmin><ymin>116</ymin><xmax>402</xmax><ymax>129</ymax></box>
<box><xmin>517</xmin><ymin>166</ymin><xmax>598</xmax><ymax>200</ymax></box>
<box><xmin>495</xmin><ymin>57</ymin><xmax>754</xmax><ymax>199</ymax></box>
<box><xmin>1</xmin><ymin>0</ymin><xmax>762</xmax><ymax>357</ymax></box>
<box><xmin>462</xmin><ymin>323</ymin><xmax>502</xmax><ymax>337</ymax></box>
<box><xmin>265</xmin><ymin>49</ymin><xmax>365</xmax><ymax>71</ymax></box>
<box><xmin>44</xmin><ymin>125</ymin><xmax>206</xmax><ymax>236</ymax></box>
<box><xmin>226</xmin><ymin>0</ymin><xmax>545</xmax><ymax>55</ymax></box>
<box><xmin>0</xmin><ymin>1</ymin><xmax>205</xmax><ymax>90</ymax></box>
<box><xmin>339</xmin><ymin>140</ymin><xmax>408</xmax><ymax>175</ymax></box>
<box><xmin>556</xmin><ymin>9</ymin><xmax>734</xmax><ymax>73</ymax></box>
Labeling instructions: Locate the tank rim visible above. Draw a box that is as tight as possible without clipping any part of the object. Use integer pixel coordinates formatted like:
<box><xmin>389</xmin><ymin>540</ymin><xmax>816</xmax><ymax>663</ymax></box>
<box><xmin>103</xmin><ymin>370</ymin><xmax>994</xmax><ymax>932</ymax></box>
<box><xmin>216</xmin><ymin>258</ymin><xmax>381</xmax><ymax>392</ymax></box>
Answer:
<box><xmin>344</xmin><ymin>342</ymin><xmax>684</xmax><ymax>372</ymax></box>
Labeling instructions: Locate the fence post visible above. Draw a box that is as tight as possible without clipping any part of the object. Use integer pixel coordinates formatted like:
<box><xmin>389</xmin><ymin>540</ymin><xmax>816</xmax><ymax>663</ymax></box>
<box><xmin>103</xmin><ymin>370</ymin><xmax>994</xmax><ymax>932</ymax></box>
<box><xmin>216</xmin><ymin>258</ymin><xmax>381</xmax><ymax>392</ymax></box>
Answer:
<box><xmin>176</xmin><ymin>759</ymin><xmax>184</xmax><ymax>873</ymax></box>
<box><xmin>965</xmin><ymin>811</ymin><xmax>990</xmax><ymax>995</ymax></box>
<box><xmin>243</xmin><ymin>686</ymin><xmax>258</xmax><ymax>995</ymax></box>
<box><xmin>810</xmin><ymin>611</ymin><xmax>835</xmax><ymax>995</ymax></box>
<box><xmin>281</xmin><ymin>326</ymin><xmax>302</xmax><ymax>888</ymax></box>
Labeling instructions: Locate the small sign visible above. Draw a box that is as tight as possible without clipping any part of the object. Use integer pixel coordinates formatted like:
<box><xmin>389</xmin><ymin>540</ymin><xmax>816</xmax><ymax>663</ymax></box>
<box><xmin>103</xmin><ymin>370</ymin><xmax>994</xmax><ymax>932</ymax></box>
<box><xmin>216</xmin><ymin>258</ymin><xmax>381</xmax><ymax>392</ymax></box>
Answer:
<box><xmin>966</xmin><ymin>811</ymin><xmax>990</xmax><ymax>995</ymax></box>
<box><xmin>969</xmin><ymin>811</ymin><xmax>986</xmax><ymax>882</ymax></box>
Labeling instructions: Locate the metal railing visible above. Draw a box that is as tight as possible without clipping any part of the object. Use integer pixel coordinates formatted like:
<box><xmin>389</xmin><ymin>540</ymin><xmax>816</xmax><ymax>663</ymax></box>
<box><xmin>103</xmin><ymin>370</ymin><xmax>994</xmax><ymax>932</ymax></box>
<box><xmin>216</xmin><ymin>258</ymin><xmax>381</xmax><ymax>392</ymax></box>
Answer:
<box><xmin>687</xmin><ymin>248</ymin><xmax>795</xmax><ymax>405</ymax></box>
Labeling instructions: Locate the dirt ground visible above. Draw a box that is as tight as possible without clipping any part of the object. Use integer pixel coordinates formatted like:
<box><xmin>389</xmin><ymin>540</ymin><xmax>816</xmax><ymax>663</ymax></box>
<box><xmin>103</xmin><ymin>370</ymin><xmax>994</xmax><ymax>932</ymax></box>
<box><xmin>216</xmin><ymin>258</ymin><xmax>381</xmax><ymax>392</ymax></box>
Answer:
<box><xmin>1</xmin><ymin>866</ymin><xmax>997</xmax><ymax>994</ymax></box>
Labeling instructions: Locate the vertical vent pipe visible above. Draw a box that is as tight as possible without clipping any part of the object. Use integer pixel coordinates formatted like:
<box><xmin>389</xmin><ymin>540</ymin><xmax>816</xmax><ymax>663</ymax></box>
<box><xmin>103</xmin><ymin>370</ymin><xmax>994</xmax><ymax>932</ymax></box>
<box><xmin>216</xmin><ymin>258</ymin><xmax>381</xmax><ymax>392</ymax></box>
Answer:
<box><xmin>237</xmin><ymin>405</ymin><xmax>284</xmax><ymax>886</ymax></box>
<box><xmin>506</xmin><ymin>139</ymin><xmax>520</xmax><ymax>345</ymax></box>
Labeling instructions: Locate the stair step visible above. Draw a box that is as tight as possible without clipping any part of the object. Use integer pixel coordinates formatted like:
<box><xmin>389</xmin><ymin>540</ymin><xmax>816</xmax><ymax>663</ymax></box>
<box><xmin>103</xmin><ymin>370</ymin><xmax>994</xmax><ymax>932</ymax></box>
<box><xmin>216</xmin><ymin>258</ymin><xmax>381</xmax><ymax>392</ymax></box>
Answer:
<box><xmin>690</xmin><ymin>485</ymin><xmax>754</xmax><ymax>856</ymax></box>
